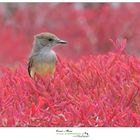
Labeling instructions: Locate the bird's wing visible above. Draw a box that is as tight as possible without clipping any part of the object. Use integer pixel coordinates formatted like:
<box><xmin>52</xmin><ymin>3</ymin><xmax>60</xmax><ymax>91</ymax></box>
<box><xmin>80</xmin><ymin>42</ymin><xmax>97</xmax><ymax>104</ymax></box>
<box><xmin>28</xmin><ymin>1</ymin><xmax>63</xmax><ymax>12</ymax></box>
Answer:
<box><xmin>28</xmin><ymin>56</ymin><xmax>34</xmax><ymax>77</ymax></box>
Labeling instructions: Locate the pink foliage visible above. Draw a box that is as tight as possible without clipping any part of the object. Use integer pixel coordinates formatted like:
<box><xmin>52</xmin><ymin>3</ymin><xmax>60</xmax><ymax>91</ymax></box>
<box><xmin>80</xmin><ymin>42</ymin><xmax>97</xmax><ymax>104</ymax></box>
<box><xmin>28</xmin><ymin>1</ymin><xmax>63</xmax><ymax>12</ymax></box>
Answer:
<box><xmin>0</xmin><ymin>3</ymin><xmax>140</xmax><ymax>127</ymax></box>
<box><xmin>0</xmin><ymin>4</ymin><xmax>140</xmax><ymax>65</ymax></box>
<box><xmin>0</xmin><ymin>39</ymin><xmax>140</xmax><ymax>127</ymax></box>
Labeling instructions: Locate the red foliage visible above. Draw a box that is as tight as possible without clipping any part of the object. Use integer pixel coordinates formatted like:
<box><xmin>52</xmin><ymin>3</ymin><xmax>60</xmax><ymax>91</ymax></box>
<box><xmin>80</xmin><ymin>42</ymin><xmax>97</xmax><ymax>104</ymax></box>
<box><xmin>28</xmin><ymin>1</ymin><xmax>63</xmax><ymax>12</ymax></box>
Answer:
<box><xmin>0</xmin><ymin>39</ymin><xmax>140</xmax><ymax>127</ymax></box>
<box><xmin>0</xmin><ymin>3</ymin><xmax>140</xmax><ymax>127</ymax></box>
<box><xmin>1</xmin><ymin>4</ymin><xmax>140</xmax><ymax>65</ymax></box>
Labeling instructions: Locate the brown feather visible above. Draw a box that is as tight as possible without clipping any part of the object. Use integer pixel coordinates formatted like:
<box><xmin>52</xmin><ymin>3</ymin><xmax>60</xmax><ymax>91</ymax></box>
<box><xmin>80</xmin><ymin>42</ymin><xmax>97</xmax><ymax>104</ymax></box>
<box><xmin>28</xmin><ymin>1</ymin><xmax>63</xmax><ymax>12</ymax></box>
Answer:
<box><xmin>28</xmin><ymin>57</ymin><xmax>33</xmax><ymax>77</ymax></box>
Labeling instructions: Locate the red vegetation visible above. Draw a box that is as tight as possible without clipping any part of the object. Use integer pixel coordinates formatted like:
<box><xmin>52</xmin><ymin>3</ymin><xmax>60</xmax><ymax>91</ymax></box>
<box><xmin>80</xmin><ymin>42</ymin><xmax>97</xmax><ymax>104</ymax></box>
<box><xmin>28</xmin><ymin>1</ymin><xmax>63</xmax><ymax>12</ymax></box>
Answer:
<box><xmin>1</xmin><ymin>4</ymin><xmax>140</xmax><ymax>65</ymax></box>
<box><xmin>0</xmin><ymin>39</ymin><xmax>140</xmax><ymax>127</ymax></box>
<box><xmin>0</xmin><ymin>3</ymin><xmax>140</xmax><ymax>127</ymax></box>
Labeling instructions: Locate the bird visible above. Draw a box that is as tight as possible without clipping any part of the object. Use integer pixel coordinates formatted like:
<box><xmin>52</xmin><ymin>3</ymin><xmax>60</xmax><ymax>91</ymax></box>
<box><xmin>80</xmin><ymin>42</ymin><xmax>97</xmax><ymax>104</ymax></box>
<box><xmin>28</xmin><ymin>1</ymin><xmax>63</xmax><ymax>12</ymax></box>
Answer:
<box><xmin>28</xmin><ymin>32</ymin><xmax>67</xmax><ymax>78</ymax></box>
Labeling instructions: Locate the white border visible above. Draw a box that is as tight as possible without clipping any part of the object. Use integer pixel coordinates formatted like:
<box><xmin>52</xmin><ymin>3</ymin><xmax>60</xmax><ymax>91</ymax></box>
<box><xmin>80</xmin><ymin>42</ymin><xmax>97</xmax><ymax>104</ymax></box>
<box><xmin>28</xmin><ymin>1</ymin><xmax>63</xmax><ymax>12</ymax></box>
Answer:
<box><xmin>0</xmin><ymin>1</ymin><xmax>140</xmax><ymax>140</ymax></box>
<box><xmin>0</xmin><ymin>128</ymin><xmax>140</xmax><ymax>140</ymax></box>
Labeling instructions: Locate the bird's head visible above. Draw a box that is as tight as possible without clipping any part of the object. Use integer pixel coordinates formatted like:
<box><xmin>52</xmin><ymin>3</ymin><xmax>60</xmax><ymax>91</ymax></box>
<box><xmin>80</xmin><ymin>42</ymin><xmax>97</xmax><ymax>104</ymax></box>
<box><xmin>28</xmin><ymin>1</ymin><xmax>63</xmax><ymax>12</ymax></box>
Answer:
<box><xmin>34</xmin><ymin>32</ymin><xmax>67</xmax><ymax>49</ymax></box>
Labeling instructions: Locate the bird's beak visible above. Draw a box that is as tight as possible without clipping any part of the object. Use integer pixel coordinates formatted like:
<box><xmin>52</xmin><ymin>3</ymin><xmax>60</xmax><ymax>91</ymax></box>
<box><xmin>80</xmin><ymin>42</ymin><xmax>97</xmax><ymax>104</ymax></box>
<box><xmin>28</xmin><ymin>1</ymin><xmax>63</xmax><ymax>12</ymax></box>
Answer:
<box><xmin>57</xmin><ymin>39</ymin><xmax>67</xmax><ymax>44</ymax></box>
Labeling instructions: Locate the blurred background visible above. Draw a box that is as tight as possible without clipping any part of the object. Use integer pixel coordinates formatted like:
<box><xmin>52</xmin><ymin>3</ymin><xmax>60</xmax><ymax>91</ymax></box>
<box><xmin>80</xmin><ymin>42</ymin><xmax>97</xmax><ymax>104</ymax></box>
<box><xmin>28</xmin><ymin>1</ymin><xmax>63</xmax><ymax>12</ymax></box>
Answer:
<box><xmin>0</xmin><ymin>3</ymin><xmax>140</xmax><ymax>67</ymax></box>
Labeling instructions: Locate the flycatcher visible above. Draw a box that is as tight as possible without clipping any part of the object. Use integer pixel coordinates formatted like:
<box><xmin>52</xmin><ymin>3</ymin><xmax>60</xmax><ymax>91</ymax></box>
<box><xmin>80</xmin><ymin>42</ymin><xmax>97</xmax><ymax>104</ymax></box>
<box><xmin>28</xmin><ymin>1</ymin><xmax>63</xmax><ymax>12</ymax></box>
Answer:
<box><xmin>28</xmin><ymin>32</ymin><xmax>67</xmax><ymax>78</ymax></box>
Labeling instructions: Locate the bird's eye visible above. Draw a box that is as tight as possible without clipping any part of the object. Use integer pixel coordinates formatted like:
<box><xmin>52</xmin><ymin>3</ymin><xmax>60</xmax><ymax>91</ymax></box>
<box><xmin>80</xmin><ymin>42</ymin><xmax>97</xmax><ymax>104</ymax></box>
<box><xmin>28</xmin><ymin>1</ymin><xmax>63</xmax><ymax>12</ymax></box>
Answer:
<box><xmin>48</xmin><ymin>38</ymin><xmax>53</xmax><ymax>41</ymax></box>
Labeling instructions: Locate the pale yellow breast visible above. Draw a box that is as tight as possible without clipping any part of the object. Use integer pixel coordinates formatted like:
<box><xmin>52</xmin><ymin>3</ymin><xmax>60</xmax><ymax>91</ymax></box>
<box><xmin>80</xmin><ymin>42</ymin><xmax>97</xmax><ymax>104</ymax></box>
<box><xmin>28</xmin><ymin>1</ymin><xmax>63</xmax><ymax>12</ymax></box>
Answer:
<box><xmin>31</xmin><ymin>63</ymin><xmax>56</xmax><ymax>77</ymax></box>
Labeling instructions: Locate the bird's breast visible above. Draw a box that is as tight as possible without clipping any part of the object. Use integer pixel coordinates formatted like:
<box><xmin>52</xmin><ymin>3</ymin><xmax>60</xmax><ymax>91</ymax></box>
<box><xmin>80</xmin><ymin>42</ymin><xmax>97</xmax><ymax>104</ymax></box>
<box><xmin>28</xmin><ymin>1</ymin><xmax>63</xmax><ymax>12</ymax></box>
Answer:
<box><xmin>35</xmin><ymin>63</ymin><xmax>56</xmax><ymax>76</ymax></box>
<box><xmin>39</xmin><ymin>50</ymin><xmax>56</xmax><ymax>63</ymax></box>
<box><xmin>33</xmin><ymin>50</ymin><xmax>57</xmax><ymax>76</ymax></box>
